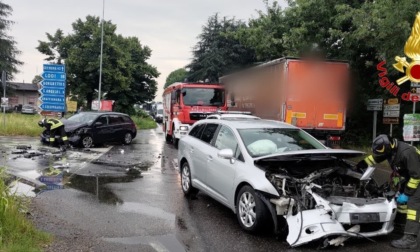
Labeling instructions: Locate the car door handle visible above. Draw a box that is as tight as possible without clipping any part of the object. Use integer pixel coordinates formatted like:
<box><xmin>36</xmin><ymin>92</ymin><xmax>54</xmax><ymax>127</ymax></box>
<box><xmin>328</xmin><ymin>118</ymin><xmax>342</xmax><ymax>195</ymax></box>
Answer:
<box><xmin>207</xmin><ymin>155</ymin><xmax>213</xmax><ymax>161</ymax></box>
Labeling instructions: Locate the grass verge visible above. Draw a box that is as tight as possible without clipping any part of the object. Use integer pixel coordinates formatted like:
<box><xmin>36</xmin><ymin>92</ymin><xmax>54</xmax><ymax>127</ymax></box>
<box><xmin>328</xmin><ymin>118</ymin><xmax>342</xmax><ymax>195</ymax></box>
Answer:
<box><xmin>0</xmin><ymin>113</ymin><xmax>157</xmax><ymax>137</ymax></box>
<box><xmin>131</xmin><ymin>116</ymin><xmax>157</xmax><ymax>130</ymax></box>
<box><xmin>0</xmin><ymin>113</ymin><xmax>43</xmax><ymax>137</ymax></box>
<box><xmin>0</xmin><ymin>169</ymin><xmax>51</xmax><ymax>251</ymax></box>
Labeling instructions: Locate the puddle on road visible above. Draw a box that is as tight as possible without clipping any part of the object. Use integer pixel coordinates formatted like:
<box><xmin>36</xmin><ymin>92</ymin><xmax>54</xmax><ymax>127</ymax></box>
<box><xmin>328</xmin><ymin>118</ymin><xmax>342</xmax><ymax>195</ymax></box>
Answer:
<box><xmin>118</xmin><ymin>202</ymin><xmax>175</xmax><ymax>223</ymax></box>
<box><xmin>102</xmin><ymin>234</ymin><xmax>185</xmax><ymax>252</ymax></box>
<box><xmin>66</xmin><ymin>172</ymin><xmax>142</xmax><ymax>205</ymax></box>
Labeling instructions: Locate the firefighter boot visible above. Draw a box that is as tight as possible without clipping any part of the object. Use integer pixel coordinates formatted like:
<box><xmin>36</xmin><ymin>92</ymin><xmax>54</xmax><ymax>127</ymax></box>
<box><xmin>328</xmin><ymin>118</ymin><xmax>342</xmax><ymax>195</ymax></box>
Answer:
<box><xmin>391</xmin><ymin>234</ymin><xmax>418</xmax><ymax>249</ymax></box>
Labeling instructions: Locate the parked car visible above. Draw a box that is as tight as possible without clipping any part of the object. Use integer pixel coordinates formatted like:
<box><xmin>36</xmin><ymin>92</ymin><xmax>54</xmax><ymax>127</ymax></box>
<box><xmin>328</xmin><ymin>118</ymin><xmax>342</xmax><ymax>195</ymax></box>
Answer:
<box><xmin>178</xmin><ymin>118</ymin><xmax>397</xmax><ymax>247</ymax></box>
<box><xmin>40</xmin><ymin>112</ymin><xmax>137</xmax><ymax>148</ymax></box>
<box><xmin>154</xmin><ymin>108</ymin><xmax>163</xmax><ymax>123</ymax></box>
<box><xmin>2</xmin><ymin>104</ymin><xmax>14</xmax><ymax>113</ymax></box>
<box><xmin>21</xmin><ymin>104</ymin><xmax>37</xmax><ymax>114</ymax></box>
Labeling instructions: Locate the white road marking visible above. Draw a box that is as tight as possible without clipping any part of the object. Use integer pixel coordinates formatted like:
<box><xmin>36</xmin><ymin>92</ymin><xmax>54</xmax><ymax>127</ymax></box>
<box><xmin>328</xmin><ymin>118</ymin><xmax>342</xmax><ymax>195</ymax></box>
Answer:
<box><xmin>150</xmin><ymin>242</ymin><xmax>169</xmax><ymax>252</ymax></box>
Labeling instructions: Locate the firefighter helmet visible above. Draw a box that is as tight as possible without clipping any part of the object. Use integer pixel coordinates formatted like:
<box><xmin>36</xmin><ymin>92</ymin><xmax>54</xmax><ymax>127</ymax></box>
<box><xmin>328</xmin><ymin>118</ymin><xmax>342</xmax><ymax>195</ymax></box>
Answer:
<box><xmin>38</xmin><ymin>120</ymin><xmax>44</xmax><ymax>127</ymax></box>
<box><xmin>372</xmin><ymin>134</ymin><xmax>397</xmax><ymax>158</ymax></box>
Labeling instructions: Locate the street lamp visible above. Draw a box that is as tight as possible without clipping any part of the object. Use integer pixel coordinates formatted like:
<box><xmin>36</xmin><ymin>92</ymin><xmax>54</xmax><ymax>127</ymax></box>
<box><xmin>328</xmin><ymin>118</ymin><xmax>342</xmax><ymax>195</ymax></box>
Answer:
<box><xmin>97</xmin><ymin>0</ymin><xmax>105</xmax><ymax>111</ymax></box>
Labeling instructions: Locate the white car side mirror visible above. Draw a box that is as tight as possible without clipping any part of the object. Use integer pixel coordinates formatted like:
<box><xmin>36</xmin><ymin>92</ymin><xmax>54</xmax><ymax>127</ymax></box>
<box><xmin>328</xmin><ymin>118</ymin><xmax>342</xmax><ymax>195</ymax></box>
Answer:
<box><xmin>218</xmin><ymin>149</ymin><xmax>234</xmax><ymax>159</ymax></box>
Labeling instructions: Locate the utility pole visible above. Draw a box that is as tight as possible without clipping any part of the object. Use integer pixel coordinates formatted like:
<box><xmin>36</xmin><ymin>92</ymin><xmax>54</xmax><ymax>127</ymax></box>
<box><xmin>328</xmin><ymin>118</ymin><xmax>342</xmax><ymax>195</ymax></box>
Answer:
<box><xmin>2</xmin><ymin>70</ymin><xmax>6</xmax><ymax>127</ymax></box>
<box><xmin>97</xmin><ymin>0</ymin><xmax>105</xmax><ymax>111</ymax></box>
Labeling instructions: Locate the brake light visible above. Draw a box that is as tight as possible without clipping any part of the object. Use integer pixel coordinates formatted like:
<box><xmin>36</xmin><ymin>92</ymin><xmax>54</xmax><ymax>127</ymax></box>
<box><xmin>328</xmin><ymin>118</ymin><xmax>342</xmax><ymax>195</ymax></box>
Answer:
<box><xmin>329</xmin><ymin>136</ymin><xmax>341</xmax><ymax>141</ymax></box>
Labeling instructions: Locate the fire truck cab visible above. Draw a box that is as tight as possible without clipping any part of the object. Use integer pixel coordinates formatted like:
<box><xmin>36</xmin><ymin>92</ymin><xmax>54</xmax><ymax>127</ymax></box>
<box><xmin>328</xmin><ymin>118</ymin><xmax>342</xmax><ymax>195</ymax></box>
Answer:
<box><xmin>162</xmin><ymin>82</ymin><xmax>227</xmax><ymax>147</ymax></box>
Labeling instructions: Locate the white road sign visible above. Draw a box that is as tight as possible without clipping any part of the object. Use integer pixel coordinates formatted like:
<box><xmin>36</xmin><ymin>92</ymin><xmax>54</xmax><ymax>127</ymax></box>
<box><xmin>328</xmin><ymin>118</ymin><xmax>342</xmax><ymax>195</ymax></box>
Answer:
<box><xmin>383</xmin><ymin>110</ymin><xmax>400</xmax><ymax>117</ymax></box>
<box><xmin>384</xmin><ymin>104</ymin><xmax>400</xmax><ymax>111</ymax></box>
<box><xmin>368</xmin><ymin>99</ymin><xmax>383</xmax><ymax>105</ymax></box>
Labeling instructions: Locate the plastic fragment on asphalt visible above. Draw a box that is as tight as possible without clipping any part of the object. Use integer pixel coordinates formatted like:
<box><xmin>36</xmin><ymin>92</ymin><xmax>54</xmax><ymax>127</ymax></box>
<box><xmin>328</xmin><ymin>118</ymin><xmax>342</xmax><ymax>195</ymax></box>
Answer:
<box><xmin>16</xmin><ymin>145</ymin><xmax>31</xmax><ymax>150</ymax></box>
<box><xmin>328</xmin><ymin>225</ymin><xmax>360</xmax><ymax>247</ymax></box>
<box><xmin>12</xmin><ymin>150</ymin><xmax>27</xmax><ymax>154</ymax></box>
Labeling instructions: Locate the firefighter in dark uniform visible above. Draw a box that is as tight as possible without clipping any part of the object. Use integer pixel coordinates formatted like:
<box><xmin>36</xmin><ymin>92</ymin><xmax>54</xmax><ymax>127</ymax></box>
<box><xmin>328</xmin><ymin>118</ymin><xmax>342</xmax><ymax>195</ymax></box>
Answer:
<box><xmin>357</xmin><ymin>134</ymin><xmax>420</xmax><ymax>249</ymax></box>
<box><xmin>38</xmin><ymin>118</ymin><xmax>69</xmax><ymax>151</ymax></box>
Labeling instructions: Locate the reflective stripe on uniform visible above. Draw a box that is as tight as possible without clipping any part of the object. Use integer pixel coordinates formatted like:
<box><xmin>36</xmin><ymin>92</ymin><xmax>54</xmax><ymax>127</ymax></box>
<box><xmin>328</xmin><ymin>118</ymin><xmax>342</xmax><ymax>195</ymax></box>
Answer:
<box><xmin>397</xmin><ymin>204</ymin><xmax>407</xmax><ymax>214</ymax></box>
<box><xmin>407</xmin><ymin>178</ymin><xmax>420</xmax><ymax>189</ymax></box>
<box><xmin>407</xmin><ymin>209</ymin><xmax>417</xmax><ymax>221</ymax></box>
<box><xmin>49</xmin><ymin>138</ymin><xmax>55</xmax><ymax>142</ymax></box>
<box><xmin>47</xmin><ymin>119</ymin><xmax>64</xmax><ymax>130</ymax></box>
<box><xmin>62</xmin><ymin>136</ymin><xmax>68</xmax><ymax>141</ymax></box>
<box><xmin>364</xmin><ymin>155</ymin><xmax>376</xmax><ymax>166</ymax></box>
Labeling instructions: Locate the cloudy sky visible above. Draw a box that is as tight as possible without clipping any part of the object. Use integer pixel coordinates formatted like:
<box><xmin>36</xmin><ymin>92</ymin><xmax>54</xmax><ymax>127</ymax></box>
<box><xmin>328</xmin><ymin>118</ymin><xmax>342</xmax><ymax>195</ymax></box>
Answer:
<box><xmin>4</xmin><ymin>0</ymin><xmax>287</xmax><ymax>101</ymax></box>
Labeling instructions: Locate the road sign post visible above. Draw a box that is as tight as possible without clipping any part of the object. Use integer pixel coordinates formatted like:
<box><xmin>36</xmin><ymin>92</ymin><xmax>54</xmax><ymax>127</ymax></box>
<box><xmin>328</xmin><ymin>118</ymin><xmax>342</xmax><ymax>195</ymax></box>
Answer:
<box><xmin>367</xmin><ymin>99</ymin><xmax>383</xmax><ymax>141</ymax></box>
<box><xmin>383</xmin><ymin>99</ymin><xmax>400</xmax><ymax>137</ymax></box>
<box><xmin>410</xmin><ymin>82</ymin><xmax>420</xmax><ymax>144</ymax></box>
<box><xmin>39</xmin><ymin>64</ymin><xmax>66</xmax><ymax>114</ymax></box>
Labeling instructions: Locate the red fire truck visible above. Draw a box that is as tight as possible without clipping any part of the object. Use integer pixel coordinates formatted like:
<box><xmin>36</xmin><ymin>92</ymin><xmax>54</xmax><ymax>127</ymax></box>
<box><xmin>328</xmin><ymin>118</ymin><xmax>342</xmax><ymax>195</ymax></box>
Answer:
<box><xmin>162</xmin><ymin>82</ymin><xmax>227</xmax><ymax>147</ymax></box>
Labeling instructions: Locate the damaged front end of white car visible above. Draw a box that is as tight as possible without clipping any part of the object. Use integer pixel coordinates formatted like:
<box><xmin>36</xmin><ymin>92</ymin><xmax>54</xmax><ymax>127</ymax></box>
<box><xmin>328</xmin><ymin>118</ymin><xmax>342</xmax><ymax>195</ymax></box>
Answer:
<box><xmin>255</xmin><ymin>150</ymin><xmax>397</xmax><ymax>248</ymax></box>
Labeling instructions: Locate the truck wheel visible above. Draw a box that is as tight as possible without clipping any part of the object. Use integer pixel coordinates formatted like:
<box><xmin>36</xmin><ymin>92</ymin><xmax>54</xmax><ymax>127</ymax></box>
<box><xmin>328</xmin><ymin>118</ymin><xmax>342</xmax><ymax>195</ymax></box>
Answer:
<box><xmin>171</xmin><ymin>124</ymin><xmax>179</xmax><ymax>148</ymax></box>
<box><xmin>164</xmin><ymin>123</ymin><xmax>171</xmax><ymax>143</ymax></box>
<box><xmin>165</xmin><ymin>134</ymin><xmax>172</xmax><ymax>143</ymax></box>
<box><xmin>173</xmin><ymin>138</ymin><xmax>179</xmax><ymax>149</ymax></box>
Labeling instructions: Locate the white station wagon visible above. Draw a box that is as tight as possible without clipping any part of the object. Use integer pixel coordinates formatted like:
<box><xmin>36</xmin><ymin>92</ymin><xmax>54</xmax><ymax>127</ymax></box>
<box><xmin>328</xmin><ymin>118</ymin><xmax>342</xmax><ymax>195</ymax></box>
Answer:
<box><xmin>178</xmin><ymin>118</ymin><xmax>397</xmax><ymax>247</ymax></box>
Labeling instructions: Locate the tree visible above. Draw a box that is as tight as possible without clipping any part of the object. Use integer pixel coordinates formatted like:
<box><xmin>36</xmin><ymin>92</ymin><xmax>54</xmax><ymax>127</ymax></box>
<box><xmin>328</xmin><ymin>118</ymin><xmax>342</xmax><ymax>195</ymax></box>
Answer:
<box><xmin>187</xmin><ymin>14</ymin><xmax>255</xmax><ymax>82</ymax></box>
<box><xmin>37</xmin><ymin>16</ymin><xmax>159</xmax><ymax>114</ymax></box>
<box><xmin>232</xmin><ymin>0</ymin><xmax>288</xmax><ymax>61</ymax></box>
<box><xmin>32</xmin><ymin>75</ymin><xmax>42</xmax><ymax>84</ymax></box>
<box><xmin>230</xmin><ymin>0</ymin><xmax>420</xmax><ymax>144</ymax></box>
<box><xmin>164</xmin><ymin>68</ymin><xmax>187</xmax><ymax>89</ymax></box>
<box><xmin>0</xmin><ymin>1</ymin><xmax>22</xmax><ymax>80</ymax></box>
<box><xmin>36</xmin><ymin>29</ymin><xmax>66</xmax><ymax>64</ymax></box>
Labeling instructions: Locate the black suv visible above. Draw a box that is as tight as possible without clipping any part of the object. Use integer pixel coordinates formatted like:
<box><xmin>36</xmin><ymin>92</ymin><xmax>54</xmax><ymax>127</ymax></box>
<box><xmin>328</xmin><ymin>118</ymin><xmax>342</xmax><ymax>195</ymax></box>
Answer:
<box><xmin>40</xmin><ymin>112</ymin><xmax>137</xmax><ymax>148</ymax></box>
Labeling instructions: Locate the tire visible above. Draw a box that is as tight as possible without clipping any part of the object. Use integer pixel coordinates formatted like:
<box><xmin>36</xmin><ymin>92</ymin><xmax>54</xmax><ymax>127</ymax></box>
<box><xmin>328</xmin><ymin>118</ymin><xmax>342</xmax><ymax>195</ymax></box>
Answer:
<box><xmin>181</xmin><ymin>162</ymin><xmax>198</xmax><ymax>196</ymax></box>
<box><xmin>236</xmin><ymin>185</ymin><xmax>269</xmax><ymax>233</ymax></box>
<box><xmin>122</xmin><ymin>132</ymin><xmax>133</xmax><ymax>145</ymax></box>
<box><xmin>173</xmin><ymin>137</ymin><xmax>179</xmax><ymax>149</ymax></box>
<box><xmin>165</xmin><ymin>134</ymin><xmax>172</xmax><ymax>143</ymax></box>
<box><xmin>165</xmin><ymin>124</ymin><xmax>172</xmax><ymax>143</ymax></box>
<box><xmin>81</xmin><ymin>135</ymin><xmax>94</xmax><ymax>148</ymax></box>
<box><xmin>172</xmin><ymin>124</ymin><xmax>178</xmax><ymax>149</ymax></box>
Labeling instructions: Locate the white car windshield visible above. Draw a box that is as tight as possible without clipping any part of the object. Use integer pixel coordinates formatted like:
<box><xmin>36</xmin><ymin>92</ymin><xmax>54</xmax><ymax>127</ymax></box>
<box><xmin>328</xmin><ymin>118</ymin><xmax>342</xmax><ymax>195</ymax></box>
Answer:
<box><xmin>238</xmin><ymin>128</ymin><xmax>326</xmax><ymax>157</ymax></box>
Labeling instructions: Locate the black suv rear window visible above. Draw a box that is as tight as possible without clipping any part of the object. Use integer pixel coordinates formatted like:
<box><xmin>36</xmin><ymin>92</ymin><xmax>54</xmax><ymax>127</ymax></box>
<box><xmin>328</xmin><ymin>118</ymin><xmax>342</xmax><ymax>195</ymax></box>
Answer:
<box><xmin>122</xmin><ymin>115</ymin><xmax>133</xmax><ymax>123</ymax></box>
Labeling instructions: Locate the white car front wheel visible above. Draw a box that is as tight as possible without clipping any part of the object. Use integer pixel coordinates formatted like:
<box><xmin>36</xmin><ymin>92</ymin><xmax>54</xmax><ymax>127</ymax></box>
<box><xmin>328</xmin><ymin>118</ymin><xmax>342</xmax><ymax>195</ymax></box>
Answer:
<box><xmin>181</xmin><ymin>162</ymin><xmax>198</xmax><ymax>196</ymax></box>
<box><xmin>236</xmin><ymin>185</ymin><xmax>269</xmax><ymax>233</ymax></box>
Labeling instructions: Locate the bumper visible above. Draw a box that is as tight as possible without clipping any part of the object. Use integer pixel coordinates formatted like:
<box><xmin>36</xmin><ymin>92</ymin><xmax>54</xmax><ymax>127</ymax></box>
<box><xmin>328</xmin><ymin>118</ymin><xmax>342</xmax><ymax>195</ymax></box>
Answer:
<box><xmin>40</xmin><ymin>132</ymin><xmax>80</xmax><ymax>146</ymax></box>
<box><xmin>279</xmin><ymin>184</ymin><xmax>397</xmax><ymax>247</ymax></box>
<box><xmin>286</xmin><ymin>199</ymin><xmax>396</xmax><ymax>247</ymax></box>
<box><xmin>173</xmin><ymin>124</ymin><xmax>190</xmax><ymax>140</ymax></box>
<box><xmin>155</xmin><ymin>117</ymin><xmax>163</xmax><ymax>123</ymax></box>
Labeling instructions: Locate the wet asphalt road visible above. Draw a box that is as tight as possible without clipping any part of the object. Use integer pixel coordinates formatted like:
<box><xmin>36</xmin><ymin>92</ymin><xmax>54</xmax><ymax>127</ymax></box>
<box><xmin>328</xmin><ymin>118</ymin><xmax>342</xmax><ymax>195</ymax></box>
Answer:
<box><xmin>0</xmin><ymin>129</ymin><xmax>418</xmax><ymax>252</ymax></box>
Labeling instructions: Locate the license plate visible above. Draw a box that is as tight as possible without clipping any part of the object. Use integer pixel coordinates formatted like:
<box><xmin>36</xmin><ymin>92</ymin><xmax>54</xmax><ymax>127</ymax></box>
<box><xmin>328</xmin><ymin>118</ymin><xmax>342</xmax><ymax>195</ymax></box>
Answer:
<box><xmin>350</xmin><ymin>213</ymin><xmax>380</xmax><ymax>224</ymax></box>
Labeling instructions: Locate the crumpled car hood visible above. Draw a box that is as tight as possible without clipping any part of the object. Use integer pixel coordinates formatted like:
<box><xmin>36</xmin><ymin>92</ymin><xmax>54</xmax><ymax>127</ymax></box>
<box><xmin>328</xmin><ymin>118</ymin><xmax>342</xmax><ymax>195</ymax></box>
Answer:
<box><xmin>254</xmin><ymin>149</ymin><xmax>365</xmax><ymax>162</ymax></box>
<box><xmin>62</xmin><ymin>119</ymin><xmax>88</xmax><ymax>133</ymax></box>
